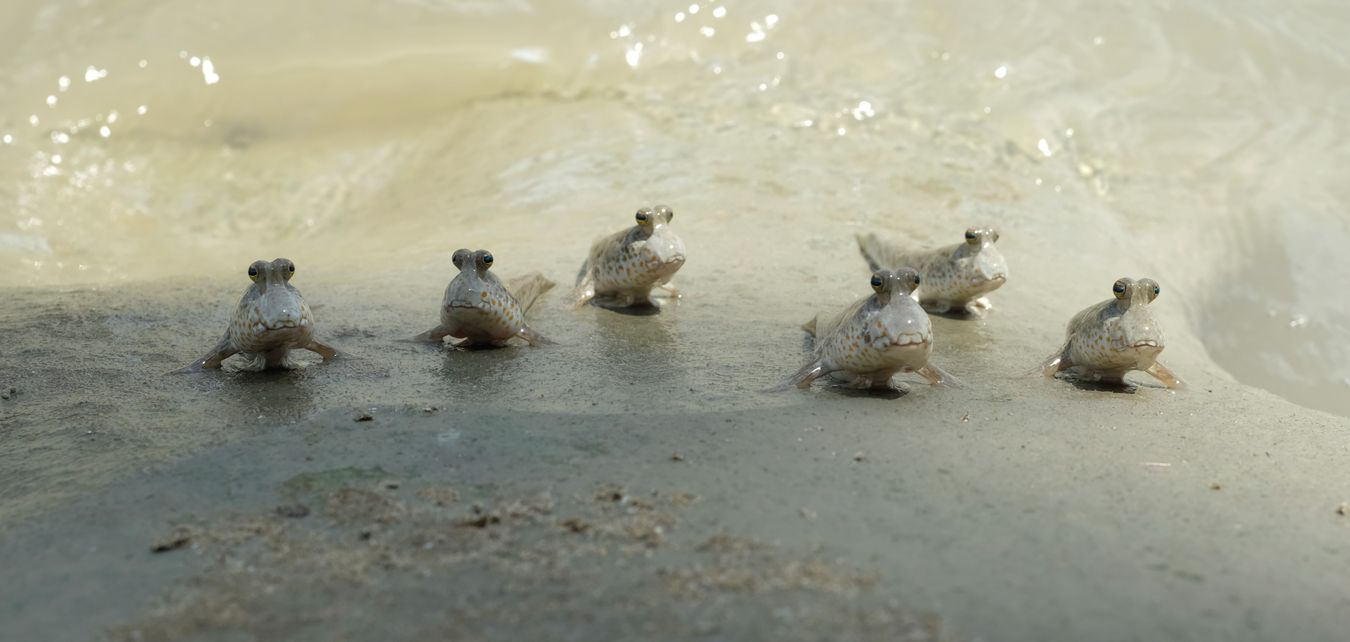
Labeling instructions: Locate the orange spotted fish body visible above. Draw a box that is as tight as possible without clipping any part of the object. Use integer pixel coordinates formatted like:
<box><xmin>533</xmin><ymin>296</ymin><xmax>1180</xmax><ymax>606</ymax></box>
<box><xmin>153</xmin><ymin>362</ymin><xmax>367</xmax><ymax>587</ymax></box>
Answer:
<box><xmin>574</xmin><ymin>206</ymin><xmax>686</xmax><ymax>308</ymax></box>
<box><xmin>857</xmin><ymin>227</ymin><xmax>1008</xmax><ymax>314</ymax></box>
<box><xmin>413</xmin><ymin>249</ymin><xmax>553</xmax><ymax>347</ymax></box>
<box><xmin>1039</xmin><ymin>277</ymin><xmax>1184</xmax><ymax>389</ymax></box>
<box><xmin>781</xmin><ymin>269</ymin><xmax>959</xmax><ymax>391</ymax></box>
<box><xmin>175</xmin><ymin>258</ymin><xmax>337</xmax><ymax>372</ymax></box>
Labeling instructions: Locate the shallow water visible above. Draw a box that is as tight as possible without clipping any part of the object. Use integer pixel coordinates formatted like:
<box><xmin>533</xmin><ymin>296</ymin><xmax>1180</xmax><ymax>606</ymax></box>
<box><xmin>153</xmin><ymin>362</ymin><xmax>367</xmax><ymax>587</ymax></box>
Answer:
<box><xmin>2</xmin><ymin>0</ymin><xmax>1348</xmax><ymax>416</ymax></box>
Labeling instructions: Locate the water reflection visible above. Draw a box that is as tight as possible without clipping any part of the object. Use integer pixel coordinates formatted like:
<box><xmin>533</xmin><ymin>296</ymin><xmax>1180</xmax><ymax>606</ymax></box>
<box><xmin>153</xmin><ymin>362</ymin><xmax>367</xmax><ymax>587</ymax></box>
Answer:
<box><xmin>823</xmin><ymin>383</ymin><xmax>910</xmax><ymax>400</ymax></box>
<box><xmin>589</xmin><ymin>299</ymin><xmax>666</xmax><ymax>316</ymax></box>
<box><xmin>931</xmin><ymin>316</ymin><xmax>995</xmax><ymax>356</ymax></box>
<box><xmin>212</xmin><ymin>368</ymin><xmax>318</xmax><ymax>424</ymax></box>
<box><xmin>433</xmin><ymin>344</ymin><xmax>528</xmax><ymax>398</ymax></box>
<box><xmin>591</xmin><ymin>307</ymin><xmax>681</xmax><ymax>390</ymax></box>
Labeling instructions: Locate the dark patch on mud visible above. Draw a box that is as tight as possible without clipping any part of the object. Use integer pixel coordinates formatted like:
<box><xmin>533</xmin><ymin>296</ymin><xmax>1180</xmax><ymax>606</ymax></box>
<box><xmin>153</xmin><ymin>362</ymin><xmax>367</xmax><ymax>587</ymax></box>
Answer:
<box><xmin>113</xmin><ymin>481</ymin><xmax>951</xmax><ymax>642</ymax></box>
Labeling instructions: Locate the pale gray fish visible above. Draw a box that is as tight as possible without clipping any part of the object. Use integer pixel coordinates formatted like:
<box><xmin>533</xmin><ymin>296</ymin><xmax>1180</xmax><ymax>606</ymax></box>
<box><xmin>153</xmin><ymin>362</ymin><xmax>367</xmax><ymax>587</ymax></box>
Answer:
<box><xmin>175</xmin><ymin>258</ymin><xmax>338</xmax><ymax>373</ymax></box>
<box><xmin>781</xmin><ymin>268</ymin><xmax>959</xmax><ymax>392</ymax></box>
<box><xmin>1038</xmin><ymin>277</ymin><xmax>1184</xmax><ymax>389</ymax></box>
<box><xmin>573</xmin><ymin>205</ymin><xmax>686</xmax><ymax>308</ymax></box>
<box><xmin>857</xmin><ymin>226</ymin><xmax>1008</xmax><ymax>314</ymax></box>
<box><xmin>412</xmin><ymin>248</ymin><xmax>554</xmax><ymax>348</ymax></box>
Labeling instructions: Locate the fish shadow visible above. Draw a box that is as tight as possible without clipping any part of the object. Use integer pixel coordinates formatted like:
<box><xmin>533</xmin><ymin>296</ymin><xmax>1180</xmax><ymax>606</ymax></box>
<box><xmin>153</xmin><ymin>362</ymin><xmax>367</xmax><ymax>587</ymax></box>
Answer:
<box><xmin>589</xmin><ymin>300</ymin><xmax>663</xmax><ymax>317</ymax></box>
<box><xmin>434</xmin><ymin>344</ymin><xmax>526</xmax><ymax>383</ymax></box>
<box><xmin>927</xmin><ymin>309</ymin><xmax>983</xmax><ymax>321</ymax></box>
<box><xmin>444</xmin><ymin>342</ymin><xmax>513</xmax><ymax>352</ymax></box>
<box><xmin>824</xmin><ymin>382</ymin><xmax>911</xmax><ymax>400</ymax></box>
<box><xmin>1059</xmin><ymin>375</ymin><xmax>1164</xmax><ymax>394</ymax></box>
<box><xmin>207</xmin><ymin>367</ymin><xmax>319</xmax><ymax>417</ymax></box>
<box><xmin>224</xmin><ymin>367</ymin><xmax>308</xmax><ymax>380</ymax></box>
<box><xmin>401</xmin><ymin>337</ymin><xmax>522</xmax><ymax>351</ymax></box>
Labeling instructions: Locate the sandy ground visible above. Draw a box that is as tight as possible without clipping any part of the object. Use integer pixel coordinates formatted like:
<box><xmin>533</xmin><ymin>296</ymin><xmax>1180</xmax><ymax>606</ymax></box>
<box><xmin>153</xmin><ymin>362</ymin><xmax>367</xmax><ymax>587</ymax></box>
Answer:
<box><xmin>3</xmin><ymin>269</ymin><xmax>1350</xmax><ymax>642</ymax></box>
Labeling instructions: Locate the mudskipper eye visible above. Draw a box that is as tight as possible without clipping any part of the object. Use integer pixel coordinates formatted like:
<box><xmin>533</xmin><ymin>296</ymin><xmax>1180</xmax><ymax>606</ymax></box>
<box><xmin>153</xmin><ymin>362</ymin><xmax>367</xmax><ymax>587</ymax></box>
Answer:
<box><xmin>482</xmin><ymin>253</ymin><xmax>494</xmax><ymax>265</ymax></box>
<box><xmin>635</xmin><ymin>211</ymin><xmax>649</xmax><ymax>223</ymax></box>
<box><xmin>913</xmin><ymin>274</ymin><xmax>922</xmax><ymax>285</ymax></box>
<box><xmin>870</xmin><ymin>274</ymin><xmax>882</xmax><ymax>288</ymax></box>
<box><xmin>1154</xmin><ymin>285</ymin><xmax>1161</xmax><ymax>296</ymax></box>
<box><xmin>451</xmin><ymin>250</ymin><xmax>470</xmax><ymax>268</ymax></box>
<box><xmin>288</xmin><ymin>263</ymin><xmax>296</xmax><ymax>273</ymax></box>
<box><xmin>247</xmin><ymin>266</ymin><xmax>258</xmax><ymax>278</ymax></box>
<box><xmin>965</xmin><ymin>229</ymin><xmax>977</xmax><ymax>241</ymax></box>
<box><xmin>1113</xmin><ymin>280</ymin><xmax>1128</xmax><ymax>298</ymax></box>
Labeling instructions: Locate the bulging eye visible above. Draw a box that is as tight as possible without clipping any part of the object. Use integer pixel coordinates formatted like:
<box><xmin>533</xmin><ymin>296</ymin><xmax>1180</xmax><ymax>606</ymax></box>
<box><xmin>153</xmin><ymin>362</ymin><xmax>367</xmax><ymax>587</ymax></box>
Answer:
<box><xmin>912</xmin><ymin>274</ymin><xmax>921</xmax><ymax>285</ymax></box>
<box><xmin>482</xmin><ymin>253</ymin><xmax>494</xmax><ymax>265</ymax></box>
<box><xmin>870</xmin><ymin>274</ymin><xmax>882</xmax><ymax>288</ymax></box>
<box><xmin>635</xmin><ymin>210</ymin><xmax>649</xmax><ymax>223</ymax></box>
<box><xmin>247</xmin><ymin>266</ymin><xmax>259</xmax><ymax>279</ymax></box>
<box><xmin>288</xmin><ymin>263</ymin><xmax>296</xmax><ymax>273</ymax></box>
<box><xmin>1113</xmin><ymin>280</ymin><xmax>1128</xmax><ymax>297</ymax></box>
<box><xmin>965</xmin><ymin>229</ymin><xmax>977</xmax><ymax>241</ymax></box>
<box><xmin>1153</xmin><ymin>285</ymin><xmax>1161</xmax><ymax>296</ymax></box>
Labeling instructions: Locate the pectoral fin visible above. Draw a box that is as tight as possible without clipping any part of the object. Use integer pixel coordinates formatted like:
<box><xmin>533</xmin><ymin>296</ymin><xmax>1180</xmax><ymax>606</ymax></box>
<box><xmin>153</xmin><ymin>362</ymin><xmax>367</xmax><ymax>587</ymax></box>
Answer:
<box><xmin>917</xmin><ymin>363</ymin><xmax>962</xmax><ymax>387</ymax></box>
<box><xmin>1145</xmin><ymin>361</ymin><xmax>1185</xmax><ymax>390</ymax></box>
<box><xmin>171</xmin><ymin>337</ymin><xmax>237</xmax><ymax>374</ymax></box>
<box><xmin>408</xmin><ymin>326</ymin><xmax>452</xmax><ymax>344</ymax></box>
<box><xmin>657</xmin><ymin>282</ymin><xmax>683</xmax><ymax>299</ymax></box>
<box><xmin>518</xmin><ymin>326</ymin><xmax>555</xmax><ymax>347</ymax></box>
<box><xmin>304</xmin><ymin>339</ymin><xmax>339</xmax><ymax>360</ymax></box>
<box><xmin>771</xmin><ymin>359</ymin><xmax>836</xmax><ymax>391</ymax></box>
<box><xmin>1037</xmin><ymin>347</ymin><xmax>1072</xmax><ymax>378</ymax></box>
<box><xmin>572</xmin><ymin>276</ymin><xmax>596</xmax><ymax>308</ymax></box>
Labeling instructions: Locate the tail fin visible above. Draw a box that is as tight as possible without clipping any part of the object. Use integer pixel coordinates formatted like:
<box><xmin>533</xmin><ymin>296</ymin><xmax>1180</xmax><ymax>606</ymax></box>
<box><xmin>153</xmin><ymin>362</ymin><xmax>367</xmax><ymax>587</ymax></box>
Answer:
<box><xmin>506</xmin><ymin>273</ymin><xmax>557</xmax><ymax>314</ymax></box>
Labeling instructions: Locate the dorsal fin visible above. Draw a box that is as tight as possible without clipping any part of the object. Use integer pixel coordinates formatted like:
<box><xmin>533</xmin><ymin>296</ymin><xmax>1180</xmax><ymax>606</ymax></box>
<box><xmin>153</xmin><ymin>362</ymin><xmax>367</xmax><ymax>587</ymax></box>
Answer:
<box><xmin>800</xmin><ymin>316</ymin><xmax>819</xmax><ymax>336</ymax></box>
<box><xmin>504</xmin><ymin>273</ymin><xmax>557</xmax><ymax>314</ymax></box>
<box><xmin>856</xmin><ymin>233</ymin><xmax>907</xmax><ymax>272</ymax></box>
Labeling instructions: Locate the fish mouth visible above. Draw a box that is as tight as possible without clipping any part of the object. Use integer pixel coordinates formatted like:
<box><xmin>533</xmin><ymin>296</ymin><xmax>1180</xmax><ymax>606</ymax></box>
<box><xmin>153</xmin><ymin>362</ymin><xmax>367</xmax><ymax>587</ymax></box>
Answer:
<box><xmin>886</xmin><ymin>333</ymin><xmax>931</xmax><ymax>349</ymax></box>
<box><xmin>649</xmin><ymin>255</ymin><xmax>685</xmax><ymax>279</ymax></box>
<box><xmin>448</xmin><ymin>301</ymin><xmax>484</xmax><ymax>310</ymax></box>
<box><xmin>1118</xmin><ymin>340</ymin><xmax>1163</xmax><ymax>357</ymax></box>
<box><xmin>256</xmin><ymin>319</ymin><xmax>308</xmax><ymax>332</ymax></box>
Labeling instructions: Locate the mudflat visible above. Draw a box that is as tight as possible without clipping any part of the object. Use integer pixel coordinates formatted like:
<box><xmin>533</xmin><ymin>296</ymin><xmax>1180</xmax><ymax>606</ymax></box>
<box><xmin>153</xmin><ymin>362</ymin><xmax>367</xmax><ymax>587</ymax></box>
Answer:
<box><xmin>2</xmin><ymin>271</ymin><xmax>1347</xmax><ymax>641</ymax></box>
